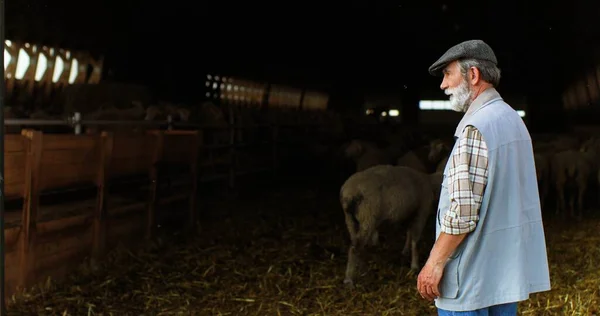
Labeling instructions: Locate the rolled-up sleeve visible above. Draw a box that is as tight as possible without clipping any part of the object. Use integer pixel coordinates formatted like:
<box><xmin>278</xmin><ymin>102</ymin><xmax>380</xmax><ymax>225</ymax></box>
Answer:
<box><xmin>441</xmin><ymin>125</ymin><xmax>489</xmax><ymax>235</ymax></box>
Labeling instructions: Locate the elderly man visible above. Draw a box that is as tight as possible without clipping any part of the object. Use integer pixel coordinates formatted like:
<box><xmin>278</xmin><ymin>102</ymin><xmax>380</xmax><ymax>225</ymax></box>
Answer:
<box><xmin>416</xmin><ymin>39</ymin><xmax>551</xmax><ymax>315</ymax></box>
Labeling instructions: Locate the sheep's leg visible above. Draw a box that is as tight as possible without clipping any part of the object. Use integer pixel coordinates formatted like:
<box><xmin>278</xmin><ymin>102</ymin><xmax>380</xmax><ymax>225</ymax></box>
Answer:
<box><xmin>344</xmin><ymin>218</ymin><xmax>378</xmax><ymax>287</ymax></box>
<box><xmin>577</xmin><ymin>183</ymin><xmax>586</xmax><ymax>221</ymax></box>
<box><xmin>344</xmin><ymin>245</ymin><xmax>358</xmax><ymax>287</ymax></box>
<box><xmin>409</xmin><ymin>227</ymin><xmax>422</xmax><ymax>271</ymax></box>
<box><xmin>343</xmin><ymin>213</ymin><xmax>358</xmax><ymax>244</ymax></box>
<box><xmin>401</xmin><ymin>230</ymin><xmax>411</xmax><ymax>257</ymax></box>
<box><xmin>556</xmin><ymin>181</ymin><xmax>566</xmax><ymax>217</ymax></box>
<box><xmin>343</xmin><ymin>216</ymin><xmax>367</xmax><ymax>288</ymax></box>
<box><xmin>408</xmin><ymin>205</ymin><xmax>431</xmax><ymax>271</ymax></box>
<box><xmin>568</xmin><ymin>191</ymin><xmax>576</xmax><ymax>220</ymax></box>
<box><xmin>370</xmin><ymin>230</ymin><xmax>379</xmax><ymax>246</ymax></box>
<box><xmin>343</xmin><ymin>211</ymin><xmax>360</xmax><ymax>288</ymax></box>
<box><xmin>541</xmin><ymin>177</ymin><xmax>549</xmax><ymax>211</ymax></box>
<box><xmin>344</xmin><ymin>241</ymin><xmax>366</xmax><ymax>288</ymax></box>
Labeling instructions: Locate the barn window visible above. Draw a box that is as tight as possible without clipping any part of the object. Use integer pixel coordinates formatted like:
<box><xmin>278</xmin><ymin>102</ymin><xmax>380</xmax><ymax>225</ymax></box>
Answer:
<box><xmin>15</xmin><ymin>48</ymin><xmax>30</xmax><ymax>80</ymax></box>
<box><xmin>68</xmin><ymin>59</ymin><xmax>79</xmax><ymax>84</ymax></box>
<box><xmin>34</xmin><ymin>53</ymin><xmax>48</xmax><ymax>81</ymax></box>
<box><xmin>419</xmin><ymin>100</ymin><xmax>453</xmax><ymax>110</ymax></box>
<box><xmin>4</xmin><ymin>48</ymin><xmax>10</xmax><ymax>71</ymax></box>
<box><xmin>52</xmin><ymin>55</ymin><xmax>65</xmax><ymax>83</ymax></box>
<box><xmin>420</xmin><ymin>100</ymin><xmax>526</xmax><ymax>117</ymax></box>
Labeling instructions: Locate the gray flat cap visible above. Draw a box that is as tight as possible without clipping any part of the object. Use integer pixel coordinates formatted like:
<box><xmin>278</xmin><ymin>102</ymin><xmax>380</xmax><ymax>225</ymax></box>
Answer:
<box><xmin>428</xmin><ymin>39</ymin><xmax>497</xmax><ymax>76</ymax></box>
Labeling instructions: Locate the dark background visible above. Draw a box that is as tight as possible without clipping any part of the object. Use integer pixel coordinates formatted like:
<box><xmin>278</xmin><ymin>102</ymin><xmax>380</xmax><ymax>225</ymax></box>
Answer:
<box><xmin>7</xmin><ymin>0</ymin><xmax>600</xmax><ymax>132</ymax></box>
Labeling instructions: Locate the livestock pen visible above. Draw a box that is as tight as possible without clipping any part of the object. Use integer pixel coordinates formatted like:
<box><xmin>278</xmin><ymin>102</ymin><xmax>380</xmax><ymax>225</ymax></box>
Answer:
<box><xmin>5</xmin><ymin>168</ymin><xmax>600</xmax><ymax>315</ymax></box>
<box><xmin>0</xmin><ymin>108</ymin><xmax>365</xmax><ymax>308</ymax></box>
<box><xmin>1</xmin><ymin>118</ymin><xmax>600</xmax><ymax>315</ymax></box>
<box><xmin>0</xmin><ymin>128</ymin><xmax>201</xmax><ymax>298</ymax></box>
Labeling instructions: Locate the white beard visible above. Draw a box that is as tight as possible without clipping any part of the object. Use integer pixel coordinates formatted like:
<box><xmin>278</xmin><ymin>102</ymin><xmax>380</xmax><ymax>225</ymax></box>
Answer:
<box><xmin>445</xmin><ymin>79</ymin><xmax>473</xmax><ymax>112</ymax></box>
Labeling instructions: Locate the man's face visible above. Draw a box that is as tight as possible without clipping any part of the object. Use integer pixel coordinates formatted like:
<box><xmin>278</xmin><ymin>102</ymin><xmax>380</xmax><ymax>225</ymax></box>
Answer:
<box><xmin>440</xmin><ymin>61</ymin><xmax>472</xmax><ymax>112</ymax></box>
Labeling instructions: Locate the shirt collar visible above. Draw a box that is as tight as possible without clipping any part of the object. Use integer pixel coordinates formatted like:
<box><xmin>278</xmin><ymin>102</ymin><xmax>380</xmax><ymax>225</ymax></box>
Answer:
<box><xmin>454</xmin><ymin>87</ymin><xmax>503</xmax><ymax>137</ymax></box>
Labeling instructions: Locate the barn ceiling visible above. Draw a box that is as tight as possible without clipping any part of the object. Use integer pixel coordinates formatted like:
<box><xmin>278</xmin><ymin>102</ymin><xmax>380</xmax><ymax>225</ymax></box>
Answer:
<box><xmin>6</xmin><ymin>0</ymin><xmax>600</xmax><ymax>103</ymax></box>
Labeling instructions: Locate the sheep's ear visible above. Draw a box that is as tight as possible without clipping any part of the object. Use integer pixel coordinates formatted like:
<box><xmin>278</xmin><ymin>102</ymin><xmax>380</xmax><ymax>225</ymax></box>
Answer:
<box><xmin>354</xmin><ymin>142</ymin><xmax>364</xmax><ymax>155</ymax></box>
<box><xmin>436</xmin><ymin>142</ymin><xmax>444</xmax><ymax>151</ymax></box>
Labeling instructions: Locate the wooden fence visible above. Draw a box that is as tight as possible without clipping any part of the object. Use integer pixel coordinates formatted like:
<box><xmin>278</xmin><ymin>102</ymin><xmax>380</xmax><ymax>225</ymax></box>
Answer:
<box><xmin>2</xmin><ymin>129</ymin><xmax>200</xmax><ymax>297</ymax></box>
<box><xmin>0</xmin><ymin>107</ymin><xmax>354</xmax><ymax>298</ymax></box>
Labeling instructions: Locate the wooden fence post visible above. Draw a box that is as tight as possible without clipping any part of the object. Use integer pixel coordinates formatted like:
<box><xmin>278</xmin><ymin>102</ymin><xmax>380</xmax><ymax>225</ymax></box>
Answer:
<box><xmin>146</xmin><ymin>131</ymin><xmax>164</xmax><ymax>240</ymax></box>
<box><xmin>92</xmin><ymin>132</ymin><xmax>113</xmax><ymax>260</ymax></box>
<box><xmin>272</xmin><ymin>125</ymin><xmax>279</xmax><ymax>178</ymax></box>
<box><xmin>228</xmin><ymin>104</ymin><xmax>236</xmax><ymax>190</ymax></box>
<box><xmin>18</xmin><ymin>129</ymin><xmax>42</xmax><ymax>289</ymax></box>
<box><xmin>188</xmin><ymin>131</ymin><xmax>201</xmax><ymax>232</ymax></box>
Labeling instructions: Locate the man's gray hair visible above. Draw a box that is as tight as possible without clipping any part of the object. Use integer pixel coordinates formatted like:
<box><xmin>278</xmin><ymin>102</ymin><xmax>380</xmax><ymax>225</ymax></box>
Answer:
<box><xmin>458</xmin><ymin>58</ymin><xmax>501</xmax><ymax>87</ymax></box>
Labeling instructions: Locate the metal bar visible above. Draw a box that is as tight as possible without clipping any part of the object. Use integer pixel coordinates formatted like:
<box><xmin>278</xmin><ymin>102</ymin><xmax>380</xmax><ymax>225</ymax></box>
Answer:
<box><xmin>80</xmin><ymin>120</ymin><xmax>169</xmax><ymax>126</ymax></box>
<box><xmin>5</xmin><ymin>119</ymin><xmax>69</xmax><ymax>125</ymax></box>
<box><xmin>6</xmin><ymin>119</ymin><xmax>324</xmax><ymax>129</ymax></box>
<box><xmin>4</xmin><ymin>119</ymin><xmax>268</xmax><ymax>129</ymax></box>
<box><xmin>4</xmin><ymin>119</ymin><xmax>169</xmax><ymax>126</ymax></box>
<box><xmin>5</xmin><ymin>119</ymin><xmax>325</xmax><ymax>129</ymax></box>
<box><xmin>0</xmin><ymin>0</ymin><xmax>6</xmax><ymax>312</ymax></box>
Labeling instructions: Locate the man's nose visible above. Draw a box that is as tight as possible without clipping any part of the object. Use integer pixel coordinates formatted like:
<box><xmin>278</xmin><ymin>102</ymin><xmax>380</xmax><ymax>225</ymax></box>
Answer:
<box><xmin>440</xmin><ymin>78</ymin><xmax>448</xmax><ymax>90</ymax></box>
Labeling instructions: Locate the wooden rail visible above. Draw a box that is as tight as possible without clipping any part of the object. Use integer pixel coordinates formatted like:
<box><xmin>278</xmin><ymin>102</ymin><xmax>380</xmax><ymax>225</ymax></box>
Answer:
<box><xmin>1</xmin><ymin>111</ymin><xmax>353</xmax><ymax>297</ymax></box>
<box><xmin>2</xmin><ymin>129</ymin><xmax>200</xmax><ymax>297</ymax></box>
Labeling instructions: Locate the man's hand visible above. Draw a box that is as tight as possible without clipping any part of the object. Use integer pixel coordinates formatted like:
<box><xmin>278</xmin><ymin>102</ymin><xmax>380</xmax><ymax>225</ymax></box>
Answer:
<box><xmin>416</xmin><ymin>232</ymin><xmax>468</xmax><ymax>301</ymax></box>
<box><xmin>417</xmin><ymin>259</ymin><xmax>445</xmax><ymax>301</ymax></box>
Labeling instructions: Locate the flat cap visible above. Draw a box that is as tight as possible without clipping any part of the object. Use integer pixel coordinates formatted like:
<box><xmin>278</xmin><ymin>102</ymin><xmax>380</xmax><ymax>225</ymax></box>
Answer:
<box><xmin>428</xmin><ymin>39</ymin><xmax>497</xmax><ymax>76</ymax></box>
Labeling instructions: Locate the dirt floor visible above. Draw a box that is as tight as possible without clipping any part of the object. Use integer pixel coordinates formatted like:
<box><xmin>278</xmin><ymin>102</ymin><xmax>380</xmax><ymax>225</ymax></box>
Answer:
<box><xmin>5</xmin><ymin>174</ymin><xmax>600</xmax><ymax>315</ymax></box>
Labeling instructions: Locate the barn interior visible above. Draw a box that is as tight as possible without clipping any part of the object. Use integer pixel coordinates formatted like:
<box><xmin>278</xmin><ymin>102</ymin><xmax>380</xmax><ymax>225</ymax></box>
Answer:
<box><xmin>3</xmin><ymin>0</ymin><xmax>600</xmax><ymax>314</ymax></box>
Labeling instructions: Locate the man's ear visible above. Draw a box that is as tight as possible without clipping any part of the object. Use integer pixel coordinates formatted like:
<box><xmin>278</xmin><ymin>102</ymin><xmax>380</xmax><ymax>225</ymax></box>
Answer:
<box><xmin>470</xmin><ymin>67</ymin><xmax>481</xmax><ymax>85</ymax></box>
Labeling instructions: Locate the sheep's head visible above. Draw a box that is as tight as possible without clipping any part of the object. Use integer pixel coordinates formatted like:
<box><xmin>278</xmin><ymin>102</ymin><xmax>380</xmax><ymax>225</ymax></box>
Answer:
<box><xmin>178</xmin><ymin>108</ymin><xmax>191</xmax><ymax>122</ymax></box>
<box><xmin>428</xmin><ymin>139</ymin><xmax>450</xmax><ymax>162</ymax></box>
<box><xmin>129</xmin><ymin>101</ymin><xmax>146</xmax><ymax>119</ymax></box>
<box><xmin>344</xmin><ymin>140</ymin><xmax>364</xmax><ymax>159</ymax></box>
<box><xmin>579</xmin><ymin>137</ymin><xmax>599</xmax><ymax>153</ymax></box>
<box><xmin>200</xmin><ymin>101</ymin><xmax>225</xmax><ymax>121</ymax></box>
<box><xmin>145</xmin><ymin>105</ymin><xmax>161</xmax><ymax>121</ymax></box>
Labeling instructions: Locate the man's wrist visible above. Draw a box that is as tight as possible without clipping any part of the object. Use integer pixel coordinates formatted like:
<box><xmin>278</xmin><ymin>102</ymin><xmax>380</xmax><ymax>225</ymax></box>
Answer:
<box><xmin>427</xmin><ymin>232</ymin><xmax>469</xmax><ymax>267</ymax></box>
<box><xmin>427</xmin><ymin>252</ymin><xmax>448</xmax><ymax>267</ymax></box>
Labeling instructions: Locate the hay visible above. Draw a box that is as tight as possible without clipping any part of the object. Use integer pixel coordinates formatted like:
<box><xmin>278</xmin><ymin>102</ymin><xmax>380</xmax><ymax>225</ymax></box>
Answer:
<box><xmin>6</xmin><ymin>188</ymin><xmax>600</xmax><ymax>315</ymax></box>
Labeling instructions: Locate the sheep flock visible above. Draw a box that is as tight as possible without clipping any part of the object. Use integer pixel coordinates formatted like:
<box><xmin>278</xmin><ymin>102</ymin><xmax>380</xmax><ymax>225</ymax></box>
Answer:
<box><xmin>338</xmin><ymin>129</ymin><xmax>600</xmax><ymax>287</ymax></box>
